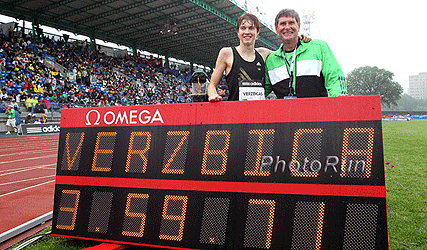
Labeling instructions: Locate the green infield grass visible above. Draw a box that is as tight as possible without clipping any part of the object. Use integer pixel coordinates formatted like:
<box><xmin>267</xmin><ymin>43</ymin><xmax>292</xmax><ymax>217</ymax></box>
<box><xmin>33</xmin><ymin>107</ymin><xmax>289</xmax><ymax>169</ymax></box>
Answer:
<box><xmin>383</xmin><ymin>120</ymin><xmax>427</xmax><ymax>249</ymax></box>
<box><xmin>12</xmin><ymin>120</ymin><xmax>427</xmax><ymax>250</ymax></box>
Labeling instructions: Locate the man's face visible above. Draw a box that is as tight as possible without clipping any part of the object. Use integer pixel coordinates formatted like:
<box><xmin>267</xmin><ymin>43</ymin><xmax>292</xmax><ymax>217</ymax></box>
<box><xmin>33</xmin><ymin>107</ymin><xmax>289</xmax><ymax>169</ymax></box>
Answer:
<box><xmin>237</xmin><ymin>20</ymin><xmax>259</xmax><ymax>45</ymax></box>
<box><xmin>275</xmin><ymin>16</ymin><xmax>300</xmax><ymax>43</ymax></box>
<box><xmin>218</xmin><ymin>88</ymin><xmax>226</xmax><ymax>95</ymax></box>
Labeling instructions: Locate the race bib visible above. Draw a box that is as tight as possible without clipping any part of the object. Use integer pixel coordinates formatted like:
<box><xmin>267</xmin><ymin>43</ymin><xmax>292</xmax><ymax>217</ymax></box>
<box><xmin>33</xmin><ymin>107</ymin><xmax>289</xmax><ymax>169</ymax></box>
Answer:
<box><xmin>239</xmin><ymin>80</ymin><xmax>265</xmax><ymax>101</ymax></box>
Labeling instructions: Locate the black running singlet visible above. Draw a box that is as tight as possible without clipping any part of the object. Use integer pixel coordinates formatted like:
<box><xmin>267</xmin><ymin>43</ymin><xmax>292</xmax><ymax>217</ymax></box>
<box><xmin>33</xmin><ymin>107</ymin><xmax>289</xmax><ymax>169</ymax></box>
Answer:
<box><xmin>225</xmin><ymin>47</ymin><xmax>265</xmax><ymax>101</ymax></box>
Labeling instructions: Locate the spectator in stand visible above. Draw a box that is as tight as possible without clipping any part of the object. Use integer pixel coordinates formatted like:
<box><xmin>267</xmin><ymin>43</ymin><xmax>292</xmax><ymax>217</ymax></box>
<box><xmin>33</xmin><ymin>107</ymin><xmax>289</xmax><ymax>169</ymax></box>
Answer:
<box><xmin>32</xmin><ymin>114</ymin><xmax>40</xmax><ymax>124</ymax></box>
<box><xmin>217</xmin><ymin>85</ymin><xmax>229</xmax><ymax>101</ymax></box>
<box><xmin>5</xmin><ymin>105</ymin><xmax>16</xmax><ymax>134</ymax></box>
<box><xmin>0</xmin><ymin>89</ymin><xmax>7</xmax><ymax>100</ymax></box>
<box><xmin>40</xmin><ymin>113</ymin><xmax>48</xmax><ymax>123</ymax></box>
<box><xmin>40</xmin><ymin>98</ymin><xmax>51</xmax><ymax>110</ymax></box>
<box><xmin>0</xmin><ymin>97</ymin><xmax>11</xmax><ymax>113</ymax></box>
<box><xmin>51</xmin><ymin>93</ymin><xmax>58</xmax><ymax>102</ymax></box>
<box><xmin>25</xmin><ymin>96</ymin><xmax>38</xmax><ymax>111</ymax></box>
<box><xmin>25</xmin><ymin>113</ymin><xmax>34</xmax><ymax>124</ymax></box>
<box><xmin>33</xmin><ymin>102</ymin><xmax>45</xmax><ymax>113</ymax></box>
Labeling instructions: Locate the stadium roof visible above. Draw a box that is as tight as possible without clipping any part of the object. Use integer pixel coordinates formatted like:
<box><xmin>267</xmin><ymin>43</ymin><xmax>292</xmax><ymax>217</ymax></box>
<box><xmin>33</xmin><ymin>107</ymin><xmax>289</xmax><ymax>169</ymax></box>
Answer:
<box><xmin>0</xmin><ymin>0</ymin><xmax>282</xmax><ymax>68</ymax></box>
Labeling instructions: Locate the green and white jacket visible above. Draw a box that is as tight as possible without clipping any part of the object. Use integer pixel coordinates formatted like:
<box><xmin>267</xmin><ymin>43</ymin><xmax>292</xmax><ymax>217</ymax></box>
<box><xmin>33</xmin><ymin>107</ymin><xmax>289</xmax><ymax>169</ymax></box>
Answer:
<box><xmin>265</xmin><ymin>40</ymin><xmax>347</xmax><ymax>98</ymax></box>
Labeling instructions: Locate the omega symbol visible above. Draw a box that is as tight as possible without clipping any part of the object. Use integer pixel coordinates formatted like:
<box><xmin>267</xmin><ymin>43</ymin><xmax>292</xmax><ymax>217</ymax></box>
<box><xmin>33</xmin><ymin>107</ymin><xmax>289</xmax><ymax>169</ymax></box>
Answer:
<box><xmin>85</xmin><ymin>110</ymin><xmax>101</xmax><ymax>126</ymax></box>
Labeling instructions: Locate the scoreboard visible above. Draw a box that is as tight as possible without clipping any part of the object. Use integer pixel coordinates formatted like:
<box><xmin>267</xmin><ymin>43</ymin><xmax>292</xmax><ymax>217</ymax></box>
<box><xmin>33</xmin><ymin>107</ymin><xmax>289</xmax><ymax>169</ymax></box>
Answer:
<box><xmin>52</xmin><ymin>96</ymin><xmax>389</xmax><ymax>249</ymax></box>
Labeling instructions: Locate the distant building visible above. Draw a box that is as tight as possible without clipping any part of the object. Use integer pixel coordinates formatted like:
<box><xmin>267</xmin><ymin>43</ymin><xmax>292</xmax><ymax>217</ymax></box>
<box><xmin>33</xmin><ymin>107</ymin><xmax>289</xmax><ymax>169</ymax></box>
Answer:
<box><xmin>301</xmin><ymin>9</ymin><xmax>315</xmax><ymax>37</ymax></box>
<box><xmin>408</xmin><ymin>72</ymin><xmax>427</xmax><ymax>100</ymax></box>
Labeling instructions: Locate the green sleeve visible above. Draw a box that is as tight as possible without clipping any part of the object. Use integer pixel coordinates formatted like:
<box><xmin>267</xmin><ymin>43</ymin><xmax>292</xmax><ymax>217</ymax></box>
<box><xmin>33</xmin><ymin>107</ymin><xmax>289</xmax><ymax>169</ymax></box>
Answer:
<box><xmin>320</xmin><ymin>41</ymin><xmax>347</xmax><ymax>96</ymax></box>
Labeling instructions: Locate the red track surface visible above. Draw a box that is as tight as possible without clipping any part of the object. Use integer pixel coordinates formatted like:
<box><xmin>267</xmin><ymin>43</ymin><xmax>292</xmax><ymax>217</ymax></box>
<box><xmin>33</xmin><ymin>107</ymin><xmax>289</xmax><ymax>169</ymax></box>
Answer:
<box><xmin>0</xmin><ymin>134</ymin><xmax>58</xmax><ymax>238</ymax></box>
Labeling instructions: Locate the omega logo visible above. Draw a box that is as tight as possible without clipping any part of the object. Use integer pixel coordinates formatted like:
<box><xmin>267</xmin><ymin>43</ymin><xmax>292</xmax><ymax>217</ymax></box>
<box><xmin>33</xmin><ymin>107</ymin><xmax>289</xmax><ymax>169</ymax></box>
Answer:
<box><xmin>85</xmin><ymin>109</ymin><xmax>164</xmax><ymax>126</ymax></box>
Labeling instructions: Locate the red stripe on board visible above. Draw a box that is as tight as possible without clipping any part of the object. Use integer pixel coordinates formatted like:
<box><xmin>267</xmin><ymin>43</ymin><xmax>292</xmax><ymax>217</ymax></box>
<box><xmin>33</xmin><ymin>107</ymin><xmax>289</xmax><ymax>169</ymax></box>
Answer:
<box><xmin>60</xmin><ymin>96</ymin><xmax>382</xmax><ymax>128</ymax></box>
<box><xmin>55</xmin><ymin>176</ymin><xmax>386</xmax><ymax>198</ymax></box>
<box><xmin>50</xmin><ymin>234</ymin><xmax>201</xmax><ymax>250</ymax></box>
<box><xmin>81</xmin><ymin>243</ymin><xmax>128</xmax><ymax>250</ymax></box>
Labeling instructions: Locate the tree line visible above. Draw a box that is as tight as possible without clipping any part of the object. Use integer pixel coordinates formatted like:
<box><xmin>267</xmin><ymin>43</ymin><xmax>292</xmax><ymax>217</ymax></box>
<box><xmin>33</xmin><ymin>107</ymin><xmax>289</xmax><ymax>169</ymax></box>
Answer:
<box><xmin>346</xmin><ymin>66</ymin><xmax>427</xmax><ymax>111</ymax></box>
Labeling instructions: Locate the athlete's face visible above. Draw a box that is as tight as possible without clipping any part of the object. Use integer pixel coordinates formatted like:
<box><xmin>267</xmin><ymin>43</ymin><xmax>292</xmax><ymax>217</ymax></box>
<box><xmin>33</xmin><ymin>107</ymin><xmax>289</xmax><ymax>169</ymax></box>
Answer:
<box><xmin>237</xmin><ymin>20</ymin><xmax>259</xmax><ymax>46</ymax></box>
<box><xmin>275</xmin><ymin>16</ymin><xmax>300</xmax><ymax>44</ymax></box>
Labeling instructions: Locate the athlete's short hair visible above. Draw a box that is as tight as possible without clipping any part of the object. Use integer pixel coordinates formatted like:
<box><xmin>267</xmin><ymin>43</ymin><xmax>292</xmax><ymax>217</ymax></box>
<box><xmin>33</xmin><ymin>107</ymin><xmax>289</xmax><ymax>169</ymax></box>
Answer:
<box><xmin>237</xmin><ymin>13</ymin><xmax>260</xmax><ymax>32</ymax></box>
<box><xmin>275</xmin><ymin>9</ymin><xmax>300</xmax><ymax>26</ymax></box>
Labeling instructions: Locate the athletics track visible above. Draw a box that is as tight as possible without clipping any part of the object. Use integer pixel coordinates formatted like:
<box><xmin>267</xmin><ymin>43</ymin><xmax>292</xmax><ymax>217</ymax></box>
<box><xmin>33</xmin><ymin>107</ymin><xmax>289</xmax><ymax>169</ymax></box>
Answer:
<box><xmin>0</xmin><ymin>134</ymin><xmax>58</xmax><ymax>249</ymax></box>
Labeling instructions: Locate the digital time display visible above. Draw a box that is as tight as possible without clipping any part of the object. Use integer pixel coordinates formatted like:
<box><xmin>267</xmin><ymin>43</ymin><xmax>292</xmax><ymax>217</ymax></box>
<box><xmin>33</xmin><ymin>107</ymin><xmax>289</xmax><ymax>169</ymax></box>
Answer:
<box><xmin>52</xmin><ymin>96</ymin><xmax>389</xmax><ymax>249</ymax></box>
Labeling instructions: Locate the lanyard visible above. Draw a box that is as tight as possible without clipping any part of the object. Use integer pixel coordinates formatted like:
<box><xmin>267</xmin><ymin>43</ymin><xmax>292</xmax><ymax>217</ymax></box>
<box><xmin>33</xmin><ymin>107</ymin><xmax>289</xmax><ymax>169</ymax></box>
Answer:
<box><xmin>283</xmin><ymin>49</ymin><xmax>297</xmax><ymax>96</ymax></box>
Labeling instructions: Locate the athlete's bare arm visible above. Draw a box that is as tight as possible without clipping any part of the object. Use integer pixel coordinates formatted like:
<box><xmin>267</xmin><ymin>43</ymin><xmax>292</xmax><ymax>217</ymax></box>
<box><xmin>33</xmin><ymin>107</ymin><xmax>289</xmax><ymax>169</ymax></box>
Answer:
<box><xmin>255</xmin><ymin>47</ymin><xmax>273</xmax><ymax>62</ymax></box>
<box><xmin>208</xmin><ymin>47</ymin><xmax>233</xmax><ymax>102</ymax></box>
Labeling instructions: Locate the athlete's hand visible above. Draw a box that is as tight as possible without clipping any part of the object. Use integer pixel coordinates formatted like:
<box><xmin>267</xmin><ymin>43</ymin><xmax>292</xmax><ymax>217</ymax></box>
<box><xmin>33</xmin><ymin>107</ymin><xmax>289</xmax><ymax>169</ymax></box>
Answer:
<box><xmin>208</xmin><ymin>93</ymin><xmax>223</xmax><ymax>102</ymax></box>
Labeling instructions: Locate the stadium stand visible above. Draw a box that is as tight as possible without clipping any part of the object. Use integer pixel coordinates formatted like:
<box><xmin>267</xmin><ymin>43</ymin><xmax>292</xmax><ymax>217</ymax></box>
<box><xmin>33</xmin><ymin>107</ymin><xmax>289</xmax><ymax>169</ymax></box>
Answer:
<box><xmin>0</xmin><ymin>31</ymin><xmax>195</xmax><ymax>120</ymax></box>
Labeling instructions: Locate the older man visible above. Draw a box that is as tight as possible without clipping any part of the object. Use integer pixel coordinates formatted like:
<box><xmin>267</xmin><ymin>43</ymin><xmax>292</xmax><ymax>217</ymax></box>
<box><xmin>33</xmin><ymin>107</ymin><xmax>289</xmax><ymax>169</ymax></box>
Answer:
<box><xmin>265</xmin><ymin>9</ymin><xmax>347</xmax><ymax>98</ymax></box>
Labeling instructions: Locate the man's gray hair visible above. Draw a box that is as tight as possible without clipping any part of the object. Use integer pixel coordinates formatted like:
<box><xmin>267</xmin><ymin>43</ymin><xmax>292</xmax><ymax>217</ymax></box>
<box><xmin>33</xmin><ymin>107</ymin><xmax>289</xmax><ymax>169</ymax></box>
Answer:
<box><xmin>275</xmin><ymin>9</ymin><xmax>300</xmax><ymax>26</ymax></box>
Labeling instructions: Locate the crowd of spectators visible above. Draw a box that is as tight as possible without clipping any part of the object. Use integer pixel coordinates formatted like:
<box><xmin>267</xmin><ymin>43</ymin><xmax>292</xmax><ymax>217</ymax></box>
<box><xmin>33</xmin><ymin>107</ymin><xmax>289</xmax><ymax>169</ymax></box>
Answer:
<box><xmin>0</xmin><ymin>30</ymin><xmax>197</xmax><ymax>115</ymax></box>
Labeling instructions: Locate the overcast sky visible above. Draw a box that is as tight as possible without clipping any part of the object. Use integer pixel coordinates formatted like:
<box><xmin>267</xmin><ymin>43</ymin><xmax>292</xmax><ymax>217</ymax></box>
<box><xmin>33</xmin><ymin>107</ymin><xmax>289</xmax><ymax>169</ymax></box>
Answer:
<box><xmin>252</xmin><ymin>0</ymin><xmax>426</xmax><ymax>92</ymax></box>
<box><xmin>2</xmin><ymin>0</ymin><xmax>425</xmax><ymax>92</ymax></box>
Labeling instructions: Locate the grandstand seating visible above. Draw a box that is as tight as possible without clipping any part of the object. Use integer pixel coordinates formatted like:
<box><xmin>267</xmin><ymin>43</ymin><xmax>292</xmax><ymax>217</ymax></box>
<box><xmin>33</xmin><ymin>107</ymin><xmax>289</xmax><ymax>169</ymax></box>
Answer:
<box><xmin>0</xmin><ymin>32</ymin><xmax>195</xmax><ymax>112</ymax></box>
